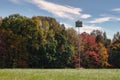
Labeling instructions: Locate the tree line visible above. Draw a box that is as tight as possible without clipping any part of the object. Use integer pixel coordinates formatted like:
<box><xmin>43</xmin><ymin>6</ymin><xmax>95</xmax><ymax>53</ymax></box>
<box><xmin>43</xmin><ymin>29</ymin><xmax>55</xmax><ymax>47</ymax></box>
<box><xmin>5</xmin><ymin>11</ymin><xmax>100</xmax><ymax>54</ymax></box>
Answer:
<box><xmin>0</xmin><ymin>14</ymin><xmax>120</xmax><ymax>68</ymax></box>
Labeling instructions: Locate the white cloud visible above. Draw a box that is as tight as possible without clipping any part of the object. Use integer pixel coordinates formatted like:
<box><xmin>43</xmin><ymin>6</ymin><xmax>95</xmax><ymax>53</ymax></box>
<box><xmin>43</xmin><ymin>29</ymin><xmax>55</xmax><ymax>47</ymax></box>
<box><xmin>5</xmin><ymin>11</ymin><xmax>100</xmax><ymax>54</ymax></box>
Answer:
<box><xmin>89</xmin><ymin>17</ymin><xmax>111</xmax><ymax>23</ymax></box>
<box><xmin>112</xmin><ymin>8</ymin><xmax>120</xmax><ymax>12</ymax></box>
<box><xmin>89</xmin><ymin>17</ymin><xmax>120</xmax><ymax>23</ymax></box>
<box><xmin>80</xmin><ymin>14</ymin><xmax>91</xmax><ymax>19</ymax></box>
<box><xmin>80</xmin><ymin>25</ymin><xmax>102</xmax><ymax>34</ymax></box>
<box><xmin>27</xmin><ymin>0</ymin><xmax>91</xmax><ymax>20</ymax></box>
<box><xmin>9</xmin><ymin>0</ymin><xmax>91</xmax><ymax>19</ymax></box>
<box><xmin>112</xmin><ymin>17</ymin><xmax>120</xmax><ymax>21</ymax></box>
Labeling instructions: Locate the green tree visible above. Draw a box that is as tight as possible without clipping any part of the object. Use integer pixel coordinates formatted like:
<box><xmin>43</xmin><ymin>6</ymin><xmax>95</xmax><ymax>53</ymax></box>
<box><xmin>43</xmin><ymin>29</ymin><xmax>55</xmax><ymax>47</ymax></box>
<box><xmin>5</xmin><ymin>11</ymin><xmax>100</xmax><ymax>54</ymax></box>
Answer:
<box><xmin>108</xmin><ymin>41</ymin><xmax>120</xmax><ymax>68</ymax></box>
<box><xmin>0</xmin><ymin>29</ymin><xmax>28</xmax><ymax>68</ymax></box>
<box><xmin>112</xmin><ymin>32</ymin><xmax>120</xmax><ymax>43</ymax></box>
<box><xmin>55</xmin><ymin>33</ymin><xmax>74</xmax><ymax>68</ymax></box>
<box><xmin>91</xmin><ymin>30</ymin><xmax>102</xmax><ymax>37</ymax></box>
<box><xmin>103</xmin><ymin>32</ymin><xmax>111</xmax><ymax>47</ymax></box>
<box><xmin>1</xmin><ymin>14</ymin><xmax>43</xmax><ymax>68</ymax></box>
<box><xmin>95</xmin><ymin>35</ymin><xmax>104</xmax><ymax>43</ymax></box>
<box><xmin>0</xmin><ymin>14</ymin><xmax>75</xmax><ymax>68</ymax></box>
<box><xmin>66</xmin><ymin>28</ymin><xmax>78</xmax><ymax>46</ymax></box>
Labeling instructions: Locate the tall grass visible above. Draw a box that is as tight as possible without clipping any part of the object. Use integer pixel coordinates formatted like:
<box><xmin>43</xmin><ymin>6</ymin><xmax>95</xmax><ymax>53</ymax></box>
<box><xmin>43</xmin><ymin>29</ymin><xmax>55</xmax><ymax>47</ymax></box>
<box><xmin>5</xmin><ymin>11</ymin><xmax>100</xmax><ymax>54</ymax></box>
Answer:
<box><xmin>0</xmin><ymin>69</ymin><xmax>119</xmax><ymax>80</ymax></box>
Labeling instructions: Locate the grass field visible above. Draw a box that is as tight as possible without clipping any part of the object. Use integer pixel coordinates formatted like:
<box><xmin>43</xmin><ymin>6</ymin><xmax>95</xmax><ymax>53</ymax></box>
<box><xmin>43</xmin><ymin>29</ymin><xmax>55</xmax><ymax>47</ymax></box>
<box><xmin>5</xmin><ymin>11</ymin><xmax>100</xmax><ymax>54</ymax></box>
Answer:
<box><xmin>0</xmin><ymin>69</ymin><xmax>120</xmax><ymax>80</ymax></box>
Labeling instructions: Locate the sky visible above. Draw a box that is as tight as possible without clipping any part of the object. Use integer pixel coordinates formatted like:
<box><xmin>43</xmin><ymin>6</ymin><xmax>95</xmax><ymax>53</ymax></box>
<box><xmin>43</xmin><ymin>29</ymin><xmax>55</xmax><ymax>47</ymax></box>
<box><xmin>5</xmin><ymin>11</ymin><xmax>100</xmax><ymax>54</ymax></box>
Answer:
<box><xmin>0</xmin><ymin>0</ymin><xmax>120</xmax><ymax>39</ymax></box>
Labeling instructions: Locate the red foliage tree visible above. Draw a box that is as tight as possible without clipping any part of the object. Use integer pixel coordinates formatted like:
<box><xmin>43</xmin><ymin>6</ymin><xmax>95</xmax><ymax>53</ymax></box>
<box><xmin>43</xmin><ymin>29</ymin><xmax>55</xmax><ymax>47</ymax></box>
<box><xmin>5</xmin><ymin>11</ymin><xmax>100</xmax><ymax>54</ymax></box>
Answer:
<box><xmin>81</xmin><ymin>51</ymin><xmax>100</xmax><ymax>68</ymax></box>
<box><xmin>72</xmin><ymin>32</ymin><xmax>109</xmax><ymax>68</ymax></box>
<box><xmin>72</xmin><ymin>33</ymin><xmax>99</xmax><ymax>68</ymax></box>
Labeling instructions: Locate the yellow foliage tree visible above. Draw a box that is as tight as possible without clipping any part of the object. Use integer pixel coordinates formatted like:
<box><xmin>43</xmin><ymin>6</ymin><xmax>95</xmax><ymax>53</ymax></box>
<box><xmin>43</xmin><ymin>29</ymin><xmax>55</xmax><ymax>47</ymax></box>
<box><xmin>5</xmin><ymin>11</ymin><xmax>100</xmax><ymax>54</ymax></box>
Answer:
<box><xmin>98</xmin><ymin>43</ymin><xmax>110</xmax><ymax>67</ymax></box>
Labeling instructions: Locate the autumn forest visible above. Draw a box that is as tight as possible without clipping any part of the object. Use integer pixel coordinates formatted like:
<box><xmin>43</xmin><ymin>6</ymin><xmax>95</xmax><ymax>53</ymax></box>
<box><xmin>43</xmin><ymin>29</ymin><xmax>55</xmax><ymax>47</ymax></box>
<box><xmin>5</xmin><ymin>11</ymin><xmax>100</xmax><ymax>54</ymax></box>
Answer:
<box><xmin>0</xmin><ymin>14</ymin><xmax>120</xmax><ymax>68</ymax></box>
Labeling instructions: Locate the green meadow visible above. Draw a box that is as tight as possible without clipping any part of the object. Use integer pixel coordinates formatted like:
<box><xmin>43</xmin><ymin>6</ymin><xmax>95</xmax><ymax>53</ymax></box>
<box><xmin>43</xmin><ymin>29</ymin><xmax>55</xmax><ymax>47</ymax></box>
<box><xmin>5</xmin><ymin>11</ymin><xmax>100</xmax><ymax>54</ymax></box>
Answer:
<box><xmin>0</xmin><ymin>69</ymin><xmax>119</xmax><ymax>80</ymax></box>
